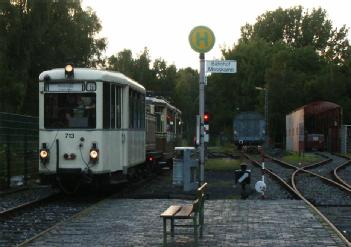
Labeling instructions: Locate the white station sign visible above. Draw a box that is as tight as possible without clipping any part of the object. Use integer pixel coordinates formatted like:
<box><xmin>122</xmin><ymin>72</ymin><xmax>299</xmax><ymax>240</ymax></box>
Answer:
<box><xmin>206</xmin><ymin>60</ymin><xmax>237</xmax><ymax>73</ymax></box>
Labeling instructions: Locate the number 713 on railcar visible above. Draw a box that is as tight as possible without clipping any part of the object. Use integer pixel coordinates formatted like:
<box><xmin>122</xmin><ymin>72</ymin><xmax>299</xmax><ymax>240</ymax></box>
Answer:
<box><xmin>38</xmin><ymin>64</ymin><xmax>146</xmax><ymax>192</ymax></box>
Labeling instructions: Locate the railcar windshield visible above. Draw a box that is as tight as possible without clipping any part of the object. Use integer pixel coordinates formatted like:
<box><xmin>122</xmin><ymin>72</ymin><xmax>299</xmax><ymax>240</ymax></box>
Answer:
<box><xmin>44</xmin><ymin>93</ymin><xmax>96</xmax><ymax>129</ymax></box>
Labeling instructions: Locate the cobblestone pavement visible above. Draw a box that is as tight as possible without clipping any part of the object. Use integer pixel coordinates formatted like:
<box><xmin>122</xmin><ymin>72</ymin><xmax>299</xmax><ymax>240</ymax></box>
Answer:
<box><xmin>25</xmin><ymin>199</ymin><xmax>347</xmax><ymax>247</ymax></box>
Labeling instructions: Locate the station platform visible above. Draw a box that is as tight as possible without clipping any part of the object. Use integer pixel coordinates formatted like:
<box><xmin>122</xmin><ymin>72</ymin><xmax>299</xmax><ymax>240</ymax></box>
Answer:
<box><xmin>24</xmin><ymin>199</ymin><xmax>347</xmax><ymax>247</ymax></box>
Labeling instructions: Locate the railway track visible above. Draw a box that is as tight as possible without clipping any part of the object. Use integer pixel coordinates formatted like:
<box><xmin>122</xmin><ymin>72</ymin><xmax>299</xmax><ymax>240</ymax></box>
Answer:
<box><xmin>242</xmin><ymin>153</ymin><xmax>299</xmax><ymax>199</ymax></box>
<box><xmin>1</xmin><ymin>171</ymin><xmax>162</xmax><ymax>247</ymax></box>
<box><xmin>205</xmin><ymin>150</ymin><xmax>297</xmax><ymax>199</ymax></box>
<box><xmin>260</xmin><ymin>155</ymin><xmax>297</xmax><ymax>185</ymax></box>
<box><xmin>292</xmin><ymin>168</ymin><xmax>351</xmax><ymax>244</ymax></box>
<box><xmin>0</xmin><ymin>186</ymin><xmax>56</xmax><ymax>216</ymax></box>
<box><xmin>0</xmin><ymin>192</ymin><xmax>103</xmax><ymax>247</ymax></box>
<box><xmin>333</xmin><ymin>155</ymin><xmax>351</xmax><ymax>189</ymax></box>
<box><xmin>304</xmin><ymin>153</ymin><xmax>344</xmax><ymax>180</ymax></box>
<box><xmin>244</xmin><ymin>151</ymin><xmax>351</xmax><ymax>246</ymax></box>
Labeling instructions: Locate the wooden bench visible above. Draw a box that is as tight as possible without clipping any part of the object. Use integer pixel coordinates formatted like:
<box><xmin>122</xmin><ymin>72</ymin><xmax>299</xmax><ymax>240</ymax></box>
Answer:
<box><xmin>160</xmin><ymin>183</ymin><xmax>208</xmax><ymax>246</ymax></box>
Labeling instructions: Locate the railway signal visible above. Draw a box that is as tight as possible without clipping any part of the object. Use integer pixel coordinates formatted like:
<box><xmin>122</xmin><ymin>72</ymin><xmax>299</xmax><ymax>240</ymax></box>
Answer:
<box><xmin>204</xmin><ymin>112</ymin><xmax>209</xmax><ymax>143</ymax></box>
<box><xmin>204</xmin><ymin>112</ymin><xmax>209</xmax><ymax>124</ymax></box>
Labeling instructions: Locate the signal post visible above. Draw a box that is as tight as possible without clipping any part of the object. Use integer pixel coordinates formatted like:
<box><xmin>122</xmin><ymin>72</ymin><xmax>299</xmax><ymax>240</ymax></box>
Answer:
<box><xmin>189</xmin><ymin>26</ymin><xmax>215</xmax><ymax>184</ymax></box>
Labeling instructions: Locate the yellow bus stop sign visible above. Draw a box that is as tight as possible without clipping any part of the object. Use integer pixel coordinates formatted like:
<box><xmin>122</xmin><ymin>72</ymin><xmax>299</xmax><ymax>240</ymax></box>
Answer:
<box><xmin>189</xmin><ymin>26</ymin><xmax>215</xmax><ymax>53</ymax></box>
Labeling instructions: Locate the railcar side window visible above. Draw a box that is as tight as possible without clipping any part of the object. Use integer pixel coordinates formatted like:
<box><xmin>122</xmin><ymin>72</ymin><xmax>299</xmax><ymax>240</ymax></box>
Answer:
<box><xmin>111</xmin><ymin>85</ymin><xmax>116</xmax><ymax>128</ymax></box>
<box><xmin>103</xmin><ymin>83</ymin><xmax>110</xmax><ymax>129</ymax></box>
<box><xmin>44</xmin><ymin>93</ymin><xmax>96</xmax><ymax>129</ymax></box>
<box><xmin>129</xmin><ymin>89</ymin><xmax>145</xmax><ymax>129</ymax></box>
<box><xmin>155</xmin><ymin>106</ymin><xmax>164</xmax><ymax>132</ymax></box>
<box><xmin>129</xmin><ymin>90</ymin><xmax>134</xmax><ymax>128</ymax></box>
<box><xmin>133</xmin><ymin>92</ymin><xmax>138</xmax><ymax>128</ymax></box>
<box><xmin>167</xmin><ymin>109</ymin><xmax>175</xmax><ymax>132</ymax></box>
<box><xmin>103</xmin><ymin>83</ymin><xmax>122</xmax><ymax>129</ymax></box>
<box><xmin>116</xmin><ymin>86</ymin><xmax>122</xmax><ymax>128</ymax></box>
<box><xmin>141</xmin><ymin>96</ymin><xmax>145</xmax><ymax>128</ymax></box>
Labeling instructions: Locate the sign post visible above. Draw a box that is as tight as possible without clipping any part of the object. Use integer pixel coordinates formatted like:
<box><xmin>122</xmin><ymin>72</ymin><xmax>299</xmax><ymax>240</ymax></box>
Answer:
<box><xmin>189</xmin><ymin>26</ymin><xmax>215</xmax><ymax>185</ymax></box>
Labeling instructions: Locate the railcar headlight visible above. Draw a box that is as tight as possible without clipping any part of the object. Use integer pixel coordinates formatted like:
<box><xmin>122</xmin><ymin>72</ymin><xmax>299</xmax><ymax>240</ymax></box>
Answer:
<box><xmin>89</xmin><ymin>143</ymin><xmax>99</xmax><ymax>163</ymax></box>
<box><xmin>39</xmin><ymin>143</ymin><xmax>49</xmax><ymax>164</ymax></box>
<box><xmin>40</xmin><ymin>150</ymin><xmax>48</xmax><ymax>159</ymax></box>
<box><xmin>90</xmin><ymin>150</ymin><xmax>98</xmax><ymax>159</ymax></box>
<box><xmin>65</xmin><ymin>63</ymin><xmax>74</xmax><ymax>78</ymax></box>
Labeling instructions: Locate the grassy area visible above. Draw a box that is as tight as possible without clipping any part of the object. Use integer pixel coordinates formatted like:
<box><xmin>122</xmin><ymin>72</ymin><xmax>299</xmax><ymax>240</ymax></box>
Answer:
<box><xmin>205</xmin><ymin>158</ymin><xmax>241</xmax><ymax>171</ymax></box>
<box><xmin>335</xmin><ymin>153</ymin><xmax>351</xmax><ymax>158</ymax></box>
<box><xmin>281</xmin><ymin>152</ymin><xmax>322</xmax><ymax>166</ymax></box>
<box><xmin>207</xmin><ymin>144</ymin><xmax>236</xmax><ymax>154</ymax></box>
<box><xmin>208</xmin><ymin>180</ymin><xmax>234</xmax><ymax>187</ymax></box>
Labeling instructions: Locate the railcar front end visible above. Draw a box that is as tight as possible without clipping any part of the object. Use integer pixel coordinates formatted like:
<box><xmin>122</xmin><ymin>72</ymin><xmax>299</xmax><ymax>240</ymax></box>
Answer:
<box><xmin>233</xmin><ymin>111</ymin><xmax>266</xmax><ymax>151</ymax></box>
<box><xmin>38</xmin><ymin>65</ymin><xmax>146</xmax><ymax>192</ymax></box>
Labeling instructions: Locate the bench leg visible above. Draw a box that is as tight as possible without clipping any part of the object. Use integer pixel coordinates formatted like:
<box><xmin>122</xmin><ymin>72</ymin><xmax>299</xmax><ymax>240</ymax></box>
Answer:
<box><xmin>171</xmin><ymin>218</ymin><xmax>175</xmax><ymax>237</ymax></box>
<box><xmin>163</xmin><ymin>218</ymin><xmax>167</xmax><ymax>246</ymax></box>
<box><xmin>200</xmin><ymin>205</ymin><xmax>204</xmax><ymax>225</ymax></box>
<box><xmin>200</xmin><ymin>208</ymin><xmax>204</xmax><ymax>238</ymax></box>
<box><xmin>193</xmin><ymin>217</ymin><xmax>198</xmax><ymax>244</ymax></box>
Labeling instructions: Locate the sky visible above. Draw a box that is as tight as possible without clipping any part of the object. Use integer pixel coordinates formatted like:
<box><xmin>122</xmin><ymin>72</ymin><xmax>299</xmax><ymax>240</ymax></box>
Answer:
<box><xmin>82</xmin><ymin>0</ymin><xmax>351</xmax><ymax>70</ymax></box>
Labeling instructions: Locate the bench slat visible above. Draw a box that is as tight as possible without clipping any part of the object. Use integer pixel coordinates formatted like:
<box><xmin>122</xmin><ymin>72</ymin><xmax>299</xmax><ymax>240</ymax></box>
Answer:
<box><xmin>198</xmin><ymin>182</ymin><xmax>208</xmax><ymax>192</ymax></box>
<box><xmin>160</xmin><ymin>205</ymin><xmax>182</xmax><ymax>217</ymax></box>
<box><xmin>174</xmin><ymin>205</ymin><xmax>194</xmax><ymax>218</ymax></box>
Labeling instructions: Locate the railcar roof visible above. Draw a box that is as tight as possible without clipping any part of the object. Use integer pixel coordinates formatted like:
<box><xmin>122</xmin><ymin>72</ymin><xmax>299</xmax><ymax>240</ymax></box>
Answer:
<box><xmin>234</xmin><ymin>111</ymin><xmax>264</xmax><ymax>119</ymax></box>
<box><xmin>146</xmin><ymin>96</ymin><xmax>181</xmax><ymax>114</ymax></box>
<box><xmin>39</xmin><ymin>68</ymin><xmax>145</xmax><ymax>93</ymax></box>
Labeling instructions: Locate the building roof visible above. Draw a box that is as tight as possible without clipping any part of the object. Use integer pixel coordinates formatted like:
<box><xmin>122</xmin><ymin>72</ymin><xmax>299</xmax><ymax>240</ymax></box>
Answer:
<box><xmin>292</xmin><ymin>101</ymin><xmax>340</xmax><ymax>116</ymax></box>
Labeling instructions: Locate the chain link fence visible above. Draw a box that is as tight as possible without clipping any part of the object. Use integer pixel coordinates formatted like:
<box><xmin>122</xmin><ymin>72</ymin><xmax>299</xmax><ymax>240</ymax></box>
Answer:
<box><xmin>0</xmin><ymin>112</ymin><xmax>38</xmax><ymax>189</ymax></box>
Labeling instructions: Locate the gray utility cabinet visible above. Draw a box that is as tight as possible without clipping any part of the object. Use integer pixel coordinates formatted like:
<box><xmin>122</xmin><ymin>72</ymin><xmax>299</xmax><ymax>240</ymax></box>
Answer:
<box><xmin>172</xmin><ymin>147</ymin><xmax>198</xmax><ymax>192</ymax></box>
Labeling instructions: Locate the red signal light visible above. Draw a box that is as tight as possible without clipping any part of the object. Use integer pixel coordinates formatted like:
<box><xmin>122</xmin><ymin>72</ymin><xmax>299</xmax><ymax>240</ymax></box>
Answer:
<box><xmin>204</xmin><ymin>112</ymin><xmax>209</xmax><ymax>124</ymax></box>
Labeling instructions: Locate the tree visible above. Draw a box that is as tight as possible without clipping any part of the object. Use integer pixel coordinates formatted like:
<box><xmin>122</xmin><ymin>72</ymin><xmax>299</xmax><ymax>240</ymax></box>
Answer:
<box><xmin>173</xmin><ymin>68</ymin><xmax>198</xmax><ymax>143</ymax></box>
<box><xmin>206</xmin><ymin>39</ymin><xmax>273</xmax><ymax>138</ymax></box>
<box><xmin>108</xmin><ymin>49</ymin><xmax>178</xmax><ymax>102</ymax></box>
<box><xmin>108</xmin><ymin>49</ymin><xmax>135</xmax><ymax>78</ymax></box>
<box><xmin>152</xmin><ymin>58</ymin><xmax>177</xmax><ymax>100</ymax></box>
<box><xmin>241</xmin><ymin>6</ymin><xmax>350</xmax><ymax>64</ymax></box>
<box><xmin>0</xmin><ymin>1</ymin><xmax>28</xmax><ymax>112</ymax></box>
<box><xmin>0</xmin><ymin>0</ymin><xmax>107</xmax><ymax>114</ymax></box>
<box><xmin>133</xmin><ymin>47</ymin><xmax>155</xmax><ymax>88</ymax></box>
<box><xmin>208</xmin><ymin>6</ymin><xmax>351</xmax><ymax>145</ymax></box>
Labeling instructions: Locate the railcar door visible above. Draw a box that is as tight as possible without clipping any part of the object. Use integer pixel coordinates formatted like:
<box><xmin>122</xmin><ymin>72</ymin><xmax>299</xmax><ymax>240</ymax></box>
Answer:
<box><xmin>102</xmin><ymin>83</ymin><xmax>126</xmax><ymax>172</ymax></box>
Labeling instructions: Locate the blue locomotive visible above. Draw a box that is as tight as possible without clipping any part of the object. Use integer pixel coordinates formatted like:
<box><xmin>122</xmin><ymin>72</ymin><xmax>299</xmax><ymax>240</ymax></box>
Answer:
<box><xmin>233</xmin><ymin>112</ymin><xmax>266</xmax><ymax>150</ymax></box>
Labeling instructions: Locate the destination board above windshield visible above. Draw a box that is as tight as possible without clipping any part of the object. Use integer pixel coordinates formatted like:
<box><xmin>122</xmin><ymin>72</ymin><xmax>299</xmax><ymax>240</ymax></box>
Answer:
<box><xmin>44</xmin><ymin>82</ymin><xmax>96</xmax><ymax>92</ymax></box>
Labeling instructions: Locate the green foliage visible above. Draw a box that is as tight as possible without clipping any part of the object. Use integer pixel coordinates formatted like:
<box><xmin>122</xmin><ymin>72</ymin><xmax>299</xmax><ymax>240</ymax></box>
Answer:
<box><xmin>241</xmin><ymin>6</ymin><xmax>350</xmax><ymax>63</ymax></box>
<box><xmin>0</xmin><ymin>0</ymin><xmax>106</xmax><ymax>114</ymax></box>
<box><xmin>207</xmin><ymin>6</ymin><xmax>351</xmax><ymax>145</ymax></box>
<box><xmin>173</xmin><ymin>68</ymin><xmax>198</xmax><ymax>143</ymax></box>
